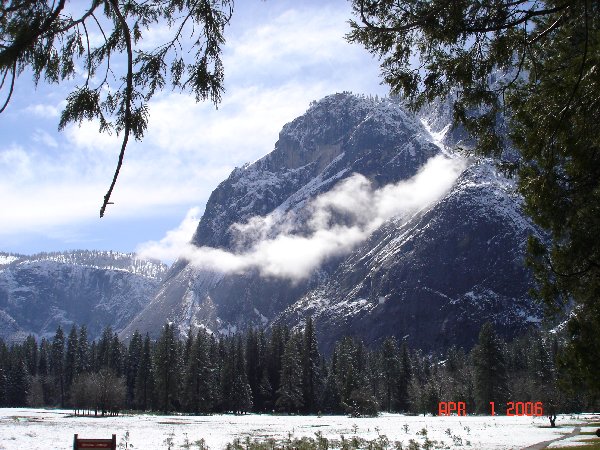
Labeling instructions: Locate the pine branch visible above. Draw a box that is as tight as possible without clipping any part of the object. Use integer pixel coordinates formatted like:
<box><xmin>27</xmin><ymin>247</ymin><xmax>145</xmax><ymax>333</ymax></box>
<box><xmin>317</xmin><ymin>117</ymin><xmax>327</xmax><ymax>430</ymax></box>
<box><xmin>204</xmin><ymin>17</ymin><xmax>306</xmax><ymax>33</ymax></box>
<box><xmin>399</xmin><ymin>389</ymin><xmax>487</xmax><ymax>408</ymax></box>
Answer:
<box><xmin>100</xmin><ymin>0</ymin><xmax>134</xmax><ymax>218</ymax></box>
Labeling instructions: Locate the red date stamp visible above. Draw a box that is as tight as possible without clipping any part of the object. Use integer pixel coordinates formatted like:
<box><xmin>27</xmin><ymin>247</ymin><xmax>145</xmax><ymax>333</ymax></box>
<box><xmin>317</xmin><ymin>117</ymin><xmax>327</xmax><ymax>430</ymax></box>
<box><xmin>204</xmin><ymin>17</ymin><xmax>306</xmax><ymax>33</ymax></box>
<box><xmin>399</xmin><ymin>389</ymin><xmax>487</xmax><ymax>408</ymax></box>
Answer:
<box><xmin>438</xmin><ymin>401</ymin><xmax>544</xmax><ymax>416</ymax></box>
<box><xmin>438</xmin><ymin>401</ymin><xmax>467</xmax><ymax>416</ymax></box>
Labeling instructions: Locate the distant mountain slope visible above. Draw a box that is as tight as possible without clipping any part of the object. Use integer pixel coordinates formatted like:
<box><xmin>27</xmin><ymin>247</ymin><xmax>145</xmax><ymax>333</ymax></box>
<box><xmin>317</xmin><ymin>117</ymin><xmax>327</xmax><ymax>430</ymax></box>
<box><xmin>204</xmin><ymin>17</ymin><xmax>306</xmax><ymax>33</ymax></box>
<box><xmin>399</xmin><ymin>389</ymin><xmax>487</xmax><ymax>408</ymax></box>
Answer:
<box><xmin>0</xmin><ymin>250</ymin><xmax>167</xmax><ymax>342</ymax></box>
<box><xmin>122</xmin><ymin>92</ymin><xmax>542</xmax><ymax>352</ymax></box>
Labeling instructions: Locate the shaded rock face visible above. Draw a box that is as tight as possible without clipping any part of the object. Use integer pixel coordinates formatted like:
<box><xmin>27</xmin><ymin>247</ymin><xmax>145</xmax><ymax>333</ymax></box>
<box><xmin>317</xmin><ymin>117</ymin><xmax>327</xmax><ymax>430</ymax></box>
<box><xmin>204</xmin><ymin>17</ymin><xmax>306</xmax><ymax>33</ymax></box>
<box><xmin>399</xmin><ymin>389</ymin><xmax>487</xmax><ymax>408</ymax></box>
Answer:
<box><xmin>0</xmin><ymin>251</ymin><xmax>166</xmax><ymax>342</ymax></box>
<box><xmin>280</xmin><ymin>163</ymin><xmax>541</xmax><ymax>353</ymax></box>
<box><xmin>191</xmin><ymin>93</ymin><xmax>438</xmax><ymax>250</ymax></box>
<box><xmin>124</xmin><ymin>92</ymin><xmax>541</xmax><ymax>353</ymax></box>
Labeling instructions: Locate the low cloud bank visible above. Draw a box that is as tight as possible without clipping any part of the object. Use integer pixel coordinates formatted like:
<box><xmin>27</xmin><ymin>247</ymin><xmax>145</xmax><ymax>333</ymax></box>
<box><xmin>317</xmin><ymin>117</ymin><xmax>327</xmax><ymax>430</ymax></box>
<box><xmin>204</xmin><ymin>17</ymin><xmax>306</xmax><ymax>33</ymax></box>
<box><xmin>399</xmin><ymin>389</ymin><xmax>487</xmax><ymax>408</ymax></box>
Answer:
<box><xmin>137</xmin><ymin>155</ymin><xmax>468</xmax><ymax>281</ymax></box>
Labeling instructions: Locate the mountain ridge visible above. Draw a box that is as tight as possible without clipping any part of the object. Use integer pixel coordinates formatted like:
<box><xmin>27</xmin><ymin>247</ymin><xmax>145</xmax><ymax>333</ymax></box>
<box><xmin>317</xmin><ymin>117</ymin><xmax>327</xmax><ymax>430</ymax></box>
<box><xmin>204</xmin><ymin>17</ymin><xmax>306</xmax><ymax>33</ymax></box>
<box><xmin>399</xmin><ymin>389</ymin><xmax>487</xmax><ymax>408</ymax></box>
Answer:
<box><xmin>0</xmin><ymin>250</ymin><xmax>167</xmax><ymax>342</ymax></box>
<box><xmin>122</xmin><ymin>92</ymin><xmax>541</xmax><ymax>352</ymax></box>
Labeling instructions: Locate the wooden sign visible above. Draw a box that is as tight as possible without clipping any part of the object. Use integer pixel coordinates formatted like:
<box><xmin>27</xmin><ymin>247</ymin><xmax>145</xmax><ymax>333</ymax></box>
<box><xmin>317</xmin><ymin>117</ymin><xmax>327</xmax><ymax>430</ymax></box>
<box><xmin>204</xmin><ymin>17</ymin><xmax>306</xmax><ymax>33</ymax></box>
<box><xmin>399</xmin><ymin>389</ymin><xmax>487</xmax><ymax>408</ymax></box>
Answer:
<box><xmin>73</xmin><ymin>434</ymin><xmax>116</xmax><ymax>450</ymax></box>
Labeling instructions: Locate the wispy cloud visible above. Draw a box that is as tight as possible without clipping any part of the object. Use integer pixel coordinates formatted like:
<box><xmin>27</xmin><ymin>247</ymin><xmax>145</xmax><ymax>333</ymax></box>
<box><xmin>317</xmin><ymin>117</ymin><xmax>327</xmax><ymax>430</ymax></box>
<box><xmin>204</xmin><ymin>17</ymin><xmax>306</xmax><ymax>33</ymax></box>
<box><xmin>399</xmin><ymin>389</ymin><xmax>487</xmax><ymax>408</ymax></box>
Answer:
<box><xmin>32</xmin><ymin>129</ymin><xmax>59</xmax><ymax>148</ymax></box>
<box><xmin>135</xmin><ymin>207</ymin><xmax>202</xmax><ymax>263</ymax></box>
<box><xmin>23</xmin><ymin>102</ymin><xmax>62</xmax><ymax>119</ymax></box>
<box><xmin>137</xmin><ymin>155</ymin><xmax>467</xmax><ymax>280</ymax></box>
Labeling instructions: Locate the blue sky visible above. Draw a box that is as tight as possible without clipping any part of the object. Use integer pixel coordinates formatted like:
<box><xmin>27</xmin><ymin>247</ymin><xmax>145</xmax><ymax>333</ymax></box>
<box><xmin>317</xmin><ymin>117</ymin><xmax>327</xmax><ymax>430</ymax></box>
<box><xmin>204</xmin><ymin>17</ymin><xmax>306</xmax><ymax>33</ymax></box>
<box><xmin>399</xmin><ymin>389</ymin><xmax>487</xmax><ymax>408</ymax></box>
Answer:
<box><xmin>0</xmin><ymin>0</ymin><xmax>388</xmax><ymax>259</ymax></box>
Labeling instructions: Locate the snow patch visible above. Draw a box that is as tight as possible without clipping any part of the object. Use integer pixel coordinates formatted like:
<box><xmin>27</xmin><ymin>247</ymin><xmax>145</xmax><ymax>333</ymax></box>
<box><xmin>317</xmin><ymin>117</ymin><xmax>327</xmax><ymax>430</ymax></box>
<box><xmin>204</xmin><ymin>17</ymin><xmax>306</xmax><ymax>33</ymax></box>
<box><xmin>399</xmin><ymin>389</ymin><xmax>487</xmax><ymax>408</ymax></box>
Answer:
<box><xmin>421</xmin><ymin>118</ymin><xmax>451</xmax><ymax>155</ymax></box>
<box><xmin>0</xmin><ymin>255</ymin><xmax>18</xmax><ymax>265</ymax></box>
<box><xmin>253</xmin><ymin>307</ymin><xmax>269</xmax><ymax>325</ymax></box>
<box><xmin>0</xmin><ymin>408</ymin><xmax>591</xmax><ymax>450</ymax></box>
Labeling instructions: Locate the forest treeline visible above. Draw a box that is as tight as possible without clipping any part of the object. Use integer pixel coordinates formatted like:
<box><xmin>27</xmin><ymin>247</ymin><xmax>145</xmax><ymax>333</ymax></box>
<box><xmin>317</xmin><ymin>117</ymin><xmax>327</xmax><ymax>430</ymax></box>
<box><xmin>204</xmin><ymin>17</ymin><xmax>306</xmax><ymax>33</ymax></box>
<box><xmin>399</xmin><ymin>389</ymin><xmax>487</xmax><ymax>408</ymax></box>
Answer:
<box><xmin>0</xmin><ymin>319</ymin><xmax>596</xmax><ymax>416</ymax></box>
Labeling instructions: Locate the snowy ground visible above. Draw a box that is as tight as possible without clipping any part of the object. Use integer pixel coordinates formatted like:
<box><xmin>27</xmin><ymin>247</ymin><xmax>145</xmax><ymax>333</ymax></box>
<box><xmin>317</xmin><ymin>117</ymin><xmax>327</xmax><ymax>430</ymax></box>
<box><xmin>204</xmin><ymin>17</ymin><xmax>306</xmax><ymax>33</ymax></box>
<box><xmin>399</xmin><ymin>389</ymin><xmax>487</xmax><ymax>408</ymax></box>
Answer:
<box><xmin>0</xmin><ymin>408</ymin><xmax>598</xmax><ymax>450</ymax></box>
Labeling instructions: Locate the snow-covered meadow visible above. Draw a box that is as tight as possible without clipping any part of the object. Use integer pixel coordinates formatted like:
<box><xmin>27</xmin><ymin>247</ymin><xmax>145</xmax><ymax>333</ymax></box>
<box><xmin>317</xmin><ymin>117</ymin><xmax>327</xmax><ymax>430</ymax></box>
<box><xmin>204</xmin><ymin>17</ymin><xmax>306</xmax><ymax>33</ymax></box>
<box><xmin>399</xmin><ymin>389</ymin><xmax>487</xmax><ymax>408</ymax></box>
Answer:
<box><xmin>0</xmin><ymin>408</ymin><xmax>597</xmax><ymax>450</ymax></box>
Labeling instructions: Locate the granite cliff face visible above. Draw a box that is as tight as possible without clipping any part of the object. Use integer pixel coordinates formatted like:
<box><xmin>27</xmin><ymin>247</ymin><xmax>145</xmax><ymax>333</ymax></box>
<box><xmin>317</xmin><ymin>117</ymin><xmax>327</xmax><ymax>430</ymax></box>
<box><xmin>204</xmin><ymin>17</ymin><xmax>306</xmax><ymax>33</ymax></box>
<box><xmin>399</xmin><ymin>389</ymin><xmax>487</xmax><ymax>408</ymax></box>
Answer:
<box><xmin>123</xmin><ymin>93</ymin><xmax>541</xmax><ymax>352</ymax></box>
<box><xmin>0</xmin><ymin>251</ymin><xmax>167</xmax><ymax>342</ymax></box>
<box><xmin>279</xmin><ymin>162</ymin><xmax>541</xmax><ymax>352</ymax></box>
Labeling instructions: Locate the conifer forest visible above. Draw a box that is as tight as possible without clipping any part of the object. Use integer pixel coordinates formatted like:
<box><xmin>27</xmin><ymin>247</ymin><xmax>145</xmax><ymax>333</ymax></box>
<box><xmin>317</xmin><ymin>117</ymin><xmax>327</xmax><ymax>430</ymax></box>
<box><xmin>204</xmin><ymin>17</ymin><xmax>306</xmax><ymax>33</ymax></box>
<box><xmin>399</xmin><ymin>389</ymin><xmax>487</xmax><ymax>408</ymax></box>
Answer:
<box><xmin>0</xmin><ymin>319</ymin><xmax>596</xmax><ymax>417</ymax></box>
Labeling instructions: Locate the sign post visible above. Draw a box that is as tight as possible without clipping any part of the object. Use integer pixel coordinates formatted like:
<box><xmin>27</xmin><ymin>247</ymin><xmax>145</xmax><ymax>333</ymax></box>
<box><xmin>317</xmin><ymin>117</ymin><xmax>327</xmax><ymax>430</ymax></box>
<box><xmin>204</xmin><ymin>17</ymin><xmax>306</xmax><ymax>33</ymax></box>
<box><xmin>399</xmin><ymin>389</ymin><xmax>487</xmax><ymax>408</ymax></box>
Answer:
<box><xmin>73</xmin><ymin>434</ymin><xmax>117</xmax><ymax>450</ymax></box>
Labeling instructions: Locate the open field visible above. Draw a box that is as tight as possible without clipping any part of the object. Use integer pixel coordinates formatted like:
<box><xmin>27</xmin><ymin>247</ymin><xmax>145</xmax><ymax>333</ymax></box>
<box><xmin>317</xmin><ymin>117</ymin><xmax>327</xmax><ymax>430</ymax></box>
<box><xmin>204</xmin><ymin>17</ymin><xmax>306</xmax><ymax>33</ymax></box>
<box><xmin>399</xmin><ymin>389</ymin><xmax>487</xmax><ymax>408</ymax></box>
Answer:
<box><xmin>0</xmin><ymin>408</ymin><xmax>598</xmax><ymax>450</ymax></box>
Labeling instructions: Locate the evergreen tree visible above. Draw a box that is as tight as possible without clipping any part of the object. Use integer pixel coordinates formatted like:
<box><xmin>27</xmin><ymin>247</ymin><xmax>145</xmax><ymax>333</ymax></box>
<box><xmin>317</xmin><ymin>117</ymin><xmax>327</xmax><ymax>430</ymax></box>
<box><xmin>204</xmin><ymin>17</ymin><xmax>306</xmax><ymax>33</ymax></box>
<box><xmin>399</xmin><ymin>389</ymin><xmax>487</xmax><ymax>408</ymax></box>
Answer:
<box><xmin>422</xmin><ymin>369</ymin><xmax>442</xmax><ymax>415</ymax></box>
<box><xmin>23</xmin><ymin>335</ymin><xmax>38</xmax><ymax>377</ymax></box>
<box><xmin>407</xmin><ymin>375</ymin><xmax>424</xmax><ymax>415</ymax></box>
<box><xmin>184</xmin><ymin>330</ymin><xmax>214</xmax><ymax>413</ymax></box>
<box><xmin>380</xmin><ymin>337</ymin><xmax>400</xmax><ymax>412</ymax></box>
<box><xmin>396</xmin><ymin>342</ymin><xmax>412</xmax><ymax>412</ymax></box>
<box><xmin>367</xmin><ymin>350</ymin><xmax>383</xmax><ymax>409</ymax></box>
<box><xmin>5</xmin><ymin>347</ymin><xmax>29</xmax><ymax>406</ymax></box>
<box><xmin>258</xmin><ymin>367</ymin><xmax>274</xmax><ymax>412</ymax></box>
<box><xmin>335</xmin><ymin>337</ymin><xmax>363</xmax><ymax>406</ymax></box>
<box><xmin>134</xmin><ymin>334</ymin><xmax>154</xmax><ymax>411</ymax></box>
<box><xmin>96</xmin><ymin>327</ymin><xmax>113</xmax><ymax>371</ymax></box>
<box><xmin>251</xmin><ymin>330</ymin><xmax>269</xmax><ymax>412</ymax></box>
<box><xmin>472</xmin><ymin>322</ymin><xmax>509</xmax><ymax>413</ymax></box>
<box><xmin>208</xmin><ymin>334</ymin><xmax>223</xmax><ymax>411</ymax></box>
<box><xmin>267</xmin><ymin>324</ymin><xmax>286</xmax><ymax>397</ymax></box>
<box><xmin>1</xmin><ymin>322</ymin><xmax>592</xmax><ymax>414</ymax></box>
<box><xmin>50</xmin><ymin>326</ymin><xmax>65</xmax><ymax>407</ymax></box>
<box><xmin>182</xmin><ymin>331</ymin><xmax>194</xmax><ymax>369</ymax></box>
<box><xmin>444</xmin><ymin>346</ymin><xmax>475</xmax><ymax>407</ymax></box>
<box><xmin>245</xmin><ymin>329</ymin><xmax>261</xmax><ymax>410</ymax></box>
<box><xmin>204</xmin><ymin>332</ymin><xmax>219</xmax><ymax>412</ymax></box>
<box><xmin>215</xmin><ymin>337</ymin><xmax>229</xmax><ymax>412</ymax></box>
<box><xmin>126</xmin><ymin>331</ymin><xmax>143</xmax><ymax>408</ymax></box>
<box><xmin>219</xmin><ymin>337</ymin><xmax>234</xmax><ymax>412</ymax></box>
<box><xmin>89</xmin><ymin>341</ymin><xmax>98</xmax><ymax>373</ymax></box>
<box><xmin>110</xmin><ymin>333</ymin><xmax>125</xmax><ymax>376</ymax></box>
<box><xmin>340</xmin><ymin>340</ymin><xmax>379</xmax><ymax>417</ymax></box>
<box><xmin>506</xmin><ymin>332</ymin><xmax>531</xmax><ymax>402</ymax></box>
<box><xmin>230</xmin><ymin>335</ymin><xmax>253</xmax><ymax>414</ymax></box>
<box><xmin>77</xmin><ymin>326</ymin><xmax>90</xmax><ymax>374</ymax></box>
<box><xmin>528</xmin><ymin>333</ymin><xmax>558</xmax><ymax>410</ymax></box>
<box><xmin>319</xmin><ymin>361</ymin><xmax>341</xmax><ymax>414</ymax></box>
<box><xmin>154</xmin><ymin>323</ymin><xmax>180</xmax><ymax>412</ymax></box>
<box><xmin>275</xmin><ymin>332</ymin><xmax>303</xmax><ymax>412</ymax></box>
<box><xmin>37</xmin><ymin>337</ymin><xmax>51</xmax><ymax>404</ymax></box>
<box><xmin>301</xmin><ymin>317</ymin><xmax>321</xmax><ymax>414</ymax></box>
<box><xmin>64</xmin><ymin>325</ymin><xmax>79</xmax><ymax>393</ymax></box>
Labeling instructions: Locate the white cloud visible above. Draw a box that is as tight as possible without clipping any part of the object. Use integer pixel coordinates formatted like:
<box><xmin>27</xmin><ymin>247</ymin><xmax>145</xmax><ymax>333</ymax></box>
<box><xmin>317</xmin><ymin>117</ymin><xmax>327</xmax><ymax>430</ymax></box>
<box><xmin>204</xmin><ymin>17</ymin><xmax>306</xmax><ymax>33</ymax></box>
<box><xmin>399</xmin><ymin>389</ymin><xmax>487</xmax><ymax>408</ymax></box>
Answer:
<box><xmin>63</xmin><ymin>121</ymin><xmax>122</xmax><ymax>154</ymax></box>
<box><xmin>24</xmin><ymin>103</ymin><xmax>61</xmax><ymax>118</ymax></box>
<box><xmin>0</xmin><ymin>182</ymin><xmax>102</xmax><ymax>235</ymax></box>
<box><xmin>145</xmin><ymin>82</ymin><xmax>330</xmax><ymax>161</ymax></box>
<box><xmin>227</xmin><ymin>8</ymin><xmax>353</xmax><ymax>74</ymax></box>
<box><xmin>136</xmin><ymin>207</ymin><xmax>202</xmax><ymax>263</ymax></box>
<box><xmin>0</xmin><ymin>145</ymin><xmax>33</xmax><ymax>181</ymax></box>
<box><xmin>32</xmin><ymin>129</ymin><xmax>59</xmax><ymax>148</ymax></box>
<box><xmin>137</xmin><ymin>155</ymin><xmax>468</xmax><ymax>281</ymax></box>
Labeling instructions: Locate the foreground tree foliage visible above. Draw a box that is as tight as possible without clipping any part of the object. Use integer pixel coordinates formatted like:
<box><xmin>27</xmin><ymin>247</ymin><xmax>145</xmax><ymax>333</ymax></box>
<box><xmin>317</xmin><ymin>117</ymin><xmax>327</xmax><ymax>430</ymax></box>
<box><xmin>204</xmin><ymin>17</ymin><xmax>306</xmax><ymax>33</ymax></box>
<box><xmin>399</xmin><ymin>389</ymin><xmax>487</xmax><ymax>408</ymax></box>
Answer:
<box><xmin>0</xmin><ymin>0</ymin><xmax>233</xmax><ymax>216</ymax></box>
<box><xmin>348</xmin><ymin>0</ymin><xmax>600</xmax><ymax>393</ymax></box>
<box><xmin>472</xmin><ymin>323</ymin><xmax>509</xmax><ymax>413</ymax></box>
<box><xmin>0</xmin><ymin>321</ymin><xmax>598</xmax><ymax>415</ymax></box>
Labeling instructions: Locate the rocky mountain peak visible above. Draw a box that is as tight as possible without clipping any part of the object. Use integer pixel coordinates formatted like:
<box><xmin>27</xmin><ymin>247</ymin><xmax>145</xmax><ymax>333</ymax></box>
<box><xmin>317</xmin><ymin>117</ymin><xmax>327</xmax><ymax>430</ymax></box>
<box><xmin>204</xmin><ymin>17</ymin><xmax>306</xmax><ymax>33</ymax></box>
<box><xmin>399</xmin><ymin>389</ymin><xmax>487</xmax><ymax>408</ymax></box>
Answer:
<box><xmin>124</xmin><ymin>92</ymin><xmax>540</xmax><ymax>352</ymax></box>
<box><xmin>191</xmin><ymin>92</ymin><xmax>440</xmax><ymax>249</ymax></box>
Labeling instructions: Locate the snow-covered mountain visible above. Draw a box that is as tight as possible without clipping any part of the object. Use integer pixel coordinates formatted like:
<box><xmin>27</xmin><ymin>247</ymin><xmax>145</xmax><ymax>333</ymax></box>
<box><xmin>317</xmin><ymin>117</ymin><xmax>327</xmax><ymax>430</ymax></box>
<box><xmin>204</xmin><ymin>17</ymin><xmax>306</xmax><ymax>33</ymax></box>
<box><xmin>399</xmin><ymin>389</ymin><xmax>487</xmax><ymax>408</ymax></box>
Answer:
<box><xmin>0</xmin><ymin>250</ymin><xmax>167</xmax><ymax>342</ymax></box>
<box><xmin>122</xmin><ymin>92</ymin><xmax>542</xmax><ymax>352</ymax></box>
